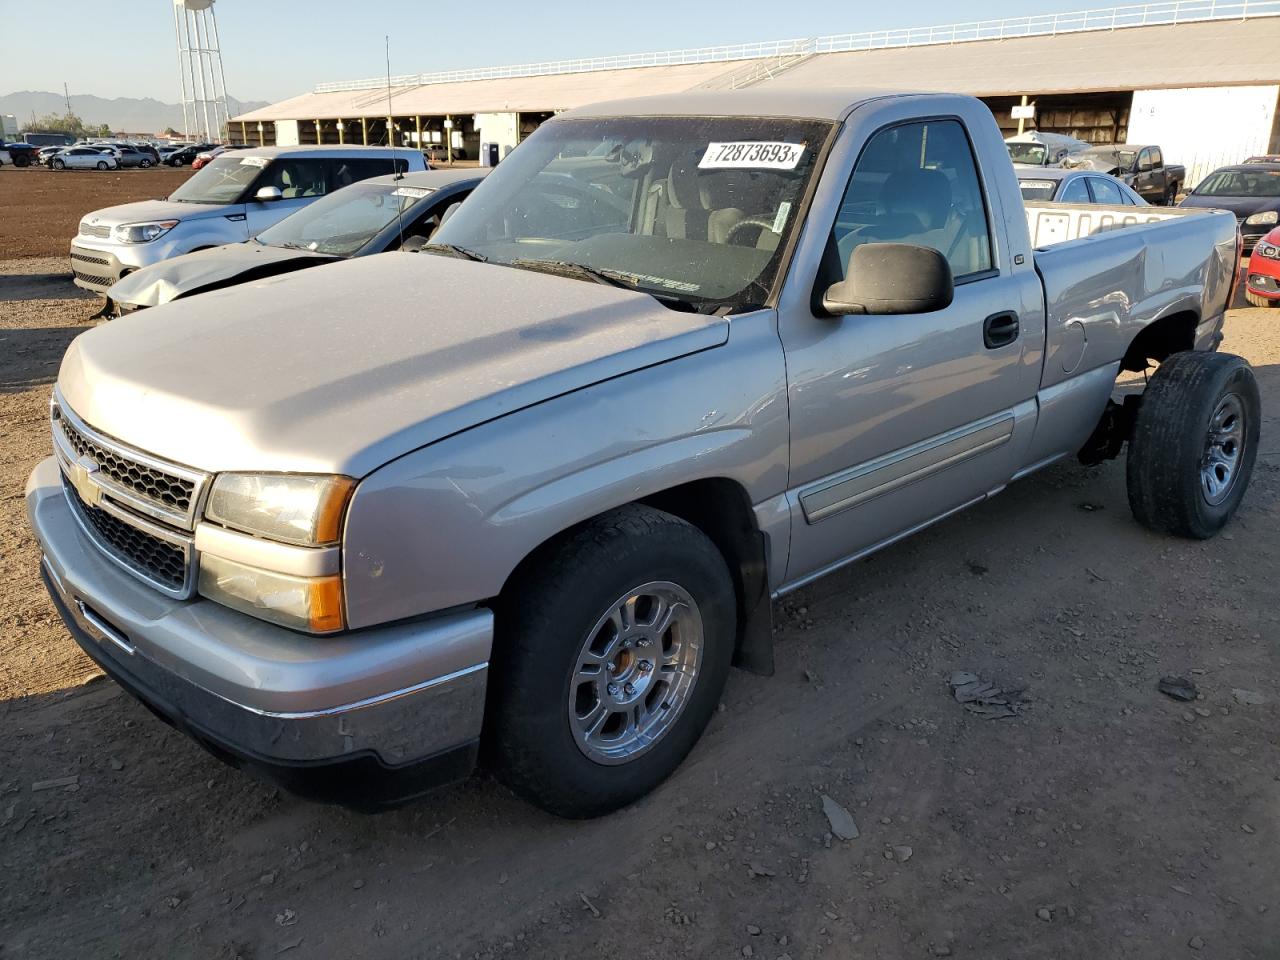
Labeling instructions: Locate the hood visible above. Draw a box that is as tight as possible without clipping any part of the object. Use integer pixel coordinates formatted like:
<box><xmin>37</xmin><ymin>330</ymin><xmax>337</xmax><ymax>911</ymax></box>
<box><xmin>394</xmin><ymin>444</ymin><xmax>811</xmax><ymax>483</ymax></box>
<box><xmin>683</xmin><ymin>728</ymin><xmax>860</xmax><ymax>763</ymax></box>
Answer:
<box><xmin>79</xmin><ymin>198</ymin><xmax>229</xmax><ymax>230</ymax></box>
<box><xmin>1178</xmin><ymin>193</ymin><xmax>1280</xmax><ymax>220</ymax></box>
<box><xmin>57</xmin><ymin>253</ymin><xmax>729</xmax><ymax>476</ymax></box>
<box><xmin>108</xmin><ymin>242</ymin><xmax>333</xmax><ymax>308</ymax></box>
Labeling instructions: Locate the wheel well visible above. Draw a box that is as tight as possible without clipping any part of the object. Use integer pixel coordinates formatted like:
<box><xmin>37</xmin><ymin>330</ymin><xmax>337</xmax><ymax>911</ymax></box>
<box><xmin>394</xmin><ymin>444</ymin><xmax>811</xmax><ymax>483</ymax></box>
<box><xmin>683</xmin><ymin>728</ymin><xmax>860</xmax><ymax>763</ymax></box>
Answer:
<box><xmin>1121</xmin><ymin>310</ymin><xmax>1198</xmax><ymax>372</ymax></box>
<box><xmin>497</xmin><ymin>479</ymin><xmax>775</xmax><ymax>676</ymax></box>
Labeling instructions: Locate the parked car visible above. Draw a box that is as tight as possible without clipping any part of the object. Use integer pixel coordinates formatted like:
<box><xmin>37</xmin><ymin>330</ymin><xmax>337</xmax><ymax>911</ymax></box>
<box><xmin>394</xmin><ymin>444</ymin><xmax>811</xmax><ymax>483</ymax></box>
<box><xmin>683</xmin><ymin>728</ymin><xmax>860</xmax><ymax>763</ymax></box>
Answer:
<box><xmin>2</xmin><ymin>142</ymin><xmax>38</xmax><ymax>167</ymax></box>
<box><xmin>424</xmin><ymin>143</ymin><xmax>469</xmax><ymax>162</ymax></box>
<box><xmin>30</xmin><ymin>91</ymin><xmax>1246</xmax><ymax>818</ymax></box>
<box><xmin>1242</xmin><ymin>225</ymin><xmax>1280</xmax><ymax>307</ymax></box>
<box><xmin>1244</xmin><ymin>155</ymin><xmax>1280</xmax><ymax>164</ymax></box>
<box><xmin>166</xmin><ymin>142</ymin><xmax>215</xmax><ymax>166</ymax></box>
<box><xmin>106</xmin><ymin>168</ymin><xmax>487</xmax><ymax>312</ymax></box>
<box><xmin>69</xmin><ymin>145</ymin><xmax>427</xmax><ymax>294</ymax></box>
<box><xmin>101</xmin><ymin>144</ymin><xmax>152</xmax><ymax>168</ymax></box>
<box><xmin>1018</xmin><ymin>168</ymin><xmax>1148</xmax><ymax>205</ymax></box>
<box><xmin>50</xmin><ymin>146</ymin><xmax>118</xmax><ymax>170</ymax></box>
<box><xmin>37</xmin><ymin>145</ymin><xmax>64</xmax><ymax>164</ymax></box>
<box><xmin>1005</xmin><ymin>131</ymin><xmax>1091</xmax><ymax>167</ymax></box>
<box><xmin>1179</xmin><ymin>162</ymin><xmax>1280</xmax><ymax>254</ymax></box>
<box><xmin>191</xmin><ymin>145</ymin><xmax>247</xmax><ymax>170</ymax></box>
<box><xmin>1067</xmin><ymin>144</ymin><xmax>1185</xmax><ymax>205</ymax></box>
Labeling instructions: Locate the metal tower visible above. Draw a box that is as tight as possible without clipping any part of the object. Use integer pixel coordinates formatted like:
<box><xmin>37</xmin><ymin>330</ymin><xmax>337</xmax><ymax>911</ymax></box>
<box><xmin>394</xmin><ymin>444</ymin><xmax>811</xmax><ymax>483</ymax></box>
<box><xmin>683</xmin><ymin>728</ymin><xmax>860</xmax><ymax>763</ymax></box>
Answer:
<box><xmin>172</xmin><ymin>0</ymin><xmax>231</xmax><ymax>142</ymax></box>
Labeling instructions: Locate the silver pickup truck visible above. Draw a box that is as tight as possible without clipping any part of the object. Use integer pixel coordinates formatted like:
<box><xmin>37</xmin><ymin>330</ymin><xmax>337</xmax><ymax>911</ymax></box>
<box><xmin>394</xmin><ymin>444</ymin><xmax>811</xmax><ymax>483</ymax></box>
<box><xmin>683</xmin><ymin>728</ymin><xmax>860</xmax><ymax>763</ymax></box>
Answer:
<box><xmin>27</xmin><ymin>90</ymin><xmax>1250</xmax><ymax>818</ymax></box>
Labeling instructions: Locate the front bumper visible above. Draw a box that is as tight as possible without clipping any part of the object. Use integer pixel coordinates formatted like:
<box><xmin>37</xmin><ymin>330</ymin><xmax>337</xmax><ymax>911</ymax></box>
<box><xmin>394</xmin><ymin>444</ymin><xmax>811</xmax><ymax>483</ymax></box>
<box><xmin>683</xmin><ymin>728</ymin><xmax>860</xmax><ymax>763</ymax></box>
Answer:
<box><xmin>27</xmin><ymin>456</ymin><xmax>492</xmax><ymax>809</ymax></box>
<box><xmin>68</xmin><ymin>235</ymin><xmax>182</xmax><ymax>294</ymax></box>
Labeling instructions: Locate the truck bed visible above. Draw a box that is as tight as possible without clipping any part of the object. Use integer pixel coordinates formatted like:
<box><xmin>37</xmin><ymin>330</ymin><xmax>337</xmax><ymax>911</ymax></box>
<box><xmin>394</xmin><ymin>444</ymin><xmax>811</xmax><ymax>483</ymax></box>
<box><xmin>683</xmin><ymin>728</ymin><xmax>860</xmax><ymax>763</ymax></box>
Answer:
<box><xmin>1029</xmin><ymin>202</ymin><xmax>1239</xmax><ymax>392</ymax></box>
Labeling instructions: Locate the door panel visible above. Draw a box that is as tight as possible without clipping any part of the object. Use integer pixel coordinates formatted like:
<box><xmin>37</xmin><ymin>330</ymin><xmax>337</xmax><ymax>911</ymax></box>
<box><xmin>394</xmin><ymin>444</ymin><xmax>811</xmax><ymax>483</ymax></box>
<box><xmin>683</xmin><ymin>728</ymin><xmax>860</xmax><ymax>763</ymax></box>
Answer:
<box><xmin>776</xmin><ymin>103</ymin><xmax>1046</xmax><ymax>586</ymax></box>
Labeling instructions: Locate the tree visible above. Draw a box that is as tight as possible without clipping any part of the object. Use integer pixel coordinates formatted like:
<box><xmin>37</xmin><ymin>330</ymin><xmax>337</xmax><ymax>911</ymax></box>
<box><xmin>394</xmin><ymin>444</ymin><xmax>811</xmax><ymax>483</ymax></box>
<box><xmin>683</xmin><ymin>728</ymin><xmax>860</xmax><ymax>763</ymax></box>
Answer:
<box><xmin>27</xmin><ymin>111</ymin><xmax>110</xmax><ymax>138</ymax></box>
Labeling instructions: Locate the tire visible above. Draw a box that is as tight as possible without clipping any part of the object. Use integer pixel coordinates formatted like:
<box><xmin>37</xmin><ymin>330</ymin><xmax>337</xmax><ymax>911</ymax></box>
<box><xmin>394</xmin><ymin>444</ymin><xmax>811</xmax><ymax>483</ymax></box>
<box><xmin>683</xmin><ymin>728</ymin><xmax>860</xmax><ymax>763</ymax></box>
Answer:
<box><xmin>140</xmin><ymin>158</ymin><xmax>152</xmax><ymax>168</ymax></box>
<box><xmin>1127</xmin><ymin>351</ymin><xmax>1260</xmax><ymax>539</ymax></box>
<box><xmin>1164</xmin><ymin>183</ymin><xmax>1178</xmax><ymax>206</ymax></box>
<box><xmin>52</xmin><ymin>158</ymin><xmax>64</xmax><ymax>170</ymax></box>
<box><xmin>96</xmin><ymin>161</ymin><xmax>108</xmax><ymax>170</ymax></box>
<box><xmin>1245</xmin><ymin>289</ymin><xmax>1280</xmax><ymax>309</ymax></box>
<box><xmin>487</xmin><ymin>504</ymin><xmax>737</xmax><ymax>818</ymax></box>
<box><xmin>171</xmin><ymin>156</ymin><xmax>185</xmax><ymax>166</ymax></box>
<box><xmin>14</xmin><ymin>154</ymin><xmax>29</xmax><ymax>168</ymax></box>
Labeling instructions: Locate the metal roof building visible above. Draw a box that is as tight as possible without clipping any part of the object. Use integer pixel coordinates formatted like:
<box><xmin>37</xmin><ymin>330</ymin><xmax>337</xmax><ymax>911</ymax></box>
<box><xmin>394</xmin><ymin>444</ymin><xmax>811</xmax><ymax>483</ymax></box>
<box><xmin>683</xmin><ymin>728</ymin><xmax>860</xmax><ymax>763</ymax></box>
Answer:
<box><xmin>231</xmin><ymin>1</ymin><xmax>1280</xmax><ymax>185</ymax></box>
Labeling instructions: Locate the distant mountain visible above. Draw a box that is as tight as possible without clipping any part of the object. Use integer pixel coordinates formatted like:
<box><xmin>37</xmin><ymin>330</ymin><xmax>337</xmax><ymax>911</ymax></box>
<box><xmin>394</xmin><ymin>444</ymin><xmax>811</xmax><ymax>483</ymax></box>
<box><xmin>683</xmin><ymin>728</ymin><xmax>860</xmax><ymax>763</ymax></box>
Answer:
<box><xmin>0</xmin><ymin>90</ymin><xmax>270</xmax><ymax>134</ymax></box>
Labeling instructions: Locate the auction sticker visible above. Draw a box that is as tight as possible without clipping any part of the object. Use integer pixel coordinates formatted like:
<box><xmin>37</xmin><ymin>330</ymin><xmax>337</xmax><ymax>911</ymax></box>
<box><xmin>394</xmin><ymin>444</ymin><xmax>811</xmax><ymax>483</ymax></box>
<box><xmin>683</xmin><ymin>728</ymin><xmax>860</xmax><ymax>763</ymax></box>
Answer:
<box><xmin>391</xmin><ymin>186</ymin><xmax>431</xmax><ymax>199</ymax></box>
<box><xmin>699</xmin><ymin>142</ymin><xmax>805</xmax><ymax>170</ymax></box>
<box><xmin>240</xmin><ymin>156</ymin><xmax>269</xmax><ymax>167</ymax></box>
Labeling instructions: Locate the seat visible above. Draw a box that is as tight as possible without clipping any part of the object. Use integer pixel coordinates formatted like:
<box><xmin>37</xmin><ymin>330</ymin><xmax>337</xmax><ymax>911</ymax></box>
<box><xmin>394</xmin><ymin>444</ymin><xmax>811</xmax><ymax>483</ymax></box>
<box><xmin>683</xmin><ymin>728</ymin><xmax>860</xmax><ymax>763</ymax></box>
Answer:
<box><xmin>663</xmin><ymin>156</ymin><xmax>746</xmax><ymax>244</ymax></box>
<box><xmin>838</xmin><ymin>168</ymin><xmax>960</xmax><ymax>268</ymax></box>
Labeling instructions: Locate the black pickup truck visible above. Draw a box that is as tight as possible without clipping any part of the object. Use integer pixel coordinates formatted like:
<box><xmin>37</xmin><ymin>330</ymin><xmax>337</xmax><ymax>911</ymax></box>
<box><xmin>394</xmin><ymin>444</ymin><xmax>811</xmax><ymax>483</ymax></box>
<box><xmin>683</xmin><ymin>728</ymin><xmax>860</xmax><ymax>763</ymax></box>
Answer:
<box><xmin>1070</xmin><ymin>143</ymin><xmax>1186</xmax><ymax>205</ymax></box>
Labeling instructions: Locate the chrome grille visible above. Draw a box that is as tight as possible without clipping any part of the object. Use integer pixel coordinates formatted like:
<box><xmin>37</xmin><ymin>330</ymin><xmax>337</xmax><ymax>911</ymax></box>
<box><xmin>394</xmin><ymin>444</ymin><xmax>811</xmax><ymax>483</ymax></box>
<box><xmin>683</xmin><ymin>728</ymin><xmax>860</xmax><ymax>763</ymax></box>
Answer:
<box><xmin>64</xmin><ymin>480</ymin><xmax>187</xmax><ymax>591</ymax></box>
<box><xmin>80</xmin><ymin>221</ymin><xmax>111</xmax><ymax>239</ymax></box>
<box><xmin>57</xmin><ymin>412</ymin><xmax>196</xmax><ymax>514</ymax></box>
<box><xmin>51</xmin><ymin>393</ymin><xmax>208</xmax><ymax>598</ymax></box>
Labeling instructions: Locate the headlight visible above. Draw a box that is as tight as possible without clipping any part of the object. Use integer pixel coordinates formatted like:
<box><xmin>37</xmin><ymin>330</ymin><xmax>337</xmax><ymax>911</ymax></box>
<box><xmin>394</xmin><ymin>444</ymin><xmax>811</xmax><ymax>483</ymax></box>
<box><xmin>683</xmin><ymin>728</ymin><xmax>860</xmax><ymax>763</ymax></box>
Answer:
<box><xmin>1246</xmin><ymin>211</ymin><xmax>1279</xmax><ymax>226</ymax></box>
<box><xmin>113</xmin><ymin>220</ymin><xmax>179</xmax><ymax>243</ymax></box>
<box><xmin>205</xmin><ymin>473</ymin><xmax>355</xmax><ymax>546</ymax></box>
<box><xmin>1255</xmin><ymin>241</ymin><xmax>1280</xmax><ymax>260</ymax></box>
<box><xmin>198</xmin><ymin>555</ymin><xmax>344</xmax><ymax>633</ymax></box>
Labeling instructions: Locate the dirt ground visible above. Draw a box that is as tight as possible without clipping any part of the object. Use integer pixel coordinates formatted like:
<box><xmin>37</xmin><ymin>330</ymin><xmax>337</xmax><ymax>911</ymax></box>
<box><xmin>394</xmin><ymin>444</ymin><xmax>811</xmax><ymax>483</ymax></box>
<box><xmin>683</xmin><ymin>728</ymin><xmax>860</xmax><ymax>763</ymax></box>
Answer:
<box><xmin>0</xmin><ymin>166</ymin><xmax>193</xmax><ymax>258</ymax></box>
<box><xmin>1</xmin><ymin>223</ymin><xmax>1278</xmax><ymax>956</ymax></box>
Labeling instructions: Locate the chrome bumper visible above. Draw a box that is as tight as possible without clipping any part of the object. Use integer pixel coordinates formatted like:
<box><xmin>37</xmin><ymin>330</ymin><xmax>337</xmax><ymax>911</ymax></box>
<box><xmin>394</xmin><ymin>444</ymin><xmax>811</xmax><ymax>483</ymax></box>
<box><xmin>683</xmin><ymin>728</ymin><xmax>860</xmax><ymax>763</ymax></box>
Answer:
<box><xmin>27</xmin><ymin>456</ymin><xmax>491</xmax><ymax>794</ymax></box>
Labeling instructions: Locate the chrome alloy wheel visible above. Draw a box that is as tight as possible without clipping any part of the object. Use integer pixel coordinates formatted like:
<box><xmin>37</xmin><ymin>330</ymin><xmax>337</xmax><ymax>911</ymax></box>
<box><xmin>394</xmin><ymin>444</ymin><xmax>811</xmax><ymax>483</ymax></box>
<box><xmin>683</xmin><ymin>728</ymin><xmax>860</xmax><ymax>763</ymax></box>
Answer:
<box><xmin>568</xmin><ymin>581</ymin><xmax>703</xmax><ymax>765</ymax></box>
<box><xmin>1201</xmin><ymin>393</ymin><xmax>1246</xmax><ymax>506</ymax></box>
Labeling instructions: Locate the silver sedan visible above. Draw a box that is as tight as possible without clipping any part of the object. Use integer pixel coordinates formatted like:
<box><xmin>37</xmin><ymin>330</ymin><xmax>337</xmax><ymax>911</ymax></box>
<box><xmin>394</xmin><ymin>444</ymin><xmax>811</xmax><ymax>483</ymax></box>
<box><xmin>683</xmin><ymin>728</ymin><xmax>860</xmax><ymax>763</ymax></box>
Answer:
<box><xmin>49</xmin><ymin>147</ymin><xmax>119</xmax><ymax>171</ymax></box>
<box><xmin>1018</xmin><ymin>168</ymin><xmax>1147</xmax><ymax>205</ymax></box>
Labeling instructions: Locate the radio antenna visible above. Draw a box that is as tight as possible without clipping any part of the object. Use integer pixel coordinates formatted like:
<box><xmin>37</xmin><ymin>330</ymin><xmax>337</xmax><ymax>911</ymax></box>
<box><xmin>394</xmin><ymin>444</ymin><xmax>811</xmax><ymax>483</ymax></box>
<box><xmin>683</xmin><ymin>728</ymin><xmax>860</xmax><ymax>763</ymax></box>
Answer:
<box><xmin>385</xmin><ymin>34</ymin><xmax>407</xmax><ymax>248</ymax></box>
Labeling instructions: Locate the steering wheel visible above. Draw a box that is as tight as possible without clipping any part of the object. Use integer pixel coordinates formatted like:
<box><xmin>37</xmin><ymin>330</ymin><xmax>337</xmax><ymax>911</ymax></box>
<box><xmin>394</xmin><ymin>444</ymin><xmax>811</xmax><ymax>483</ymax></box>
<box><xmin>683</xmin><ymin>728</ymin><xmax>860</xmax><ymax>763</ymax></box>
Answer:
<box><xmin>725</xmin><ymin>217</ymin><xmax>779</xmax><ymax>247</ymax></box>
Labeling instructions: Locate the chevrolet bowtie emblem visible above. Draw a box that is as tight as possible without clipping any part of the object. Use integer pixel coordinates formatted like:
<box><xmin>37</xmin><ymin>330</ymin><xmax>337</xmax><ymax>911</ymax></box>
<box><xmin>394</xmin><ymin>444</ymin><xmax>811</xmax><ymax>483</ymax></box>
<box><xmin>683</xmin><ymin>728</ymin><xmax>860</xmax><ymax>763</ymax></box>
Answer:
<box><xmin>70</xmin><ymin>454</ymin><xmax>103</xmax><ymax>509</ymax></box>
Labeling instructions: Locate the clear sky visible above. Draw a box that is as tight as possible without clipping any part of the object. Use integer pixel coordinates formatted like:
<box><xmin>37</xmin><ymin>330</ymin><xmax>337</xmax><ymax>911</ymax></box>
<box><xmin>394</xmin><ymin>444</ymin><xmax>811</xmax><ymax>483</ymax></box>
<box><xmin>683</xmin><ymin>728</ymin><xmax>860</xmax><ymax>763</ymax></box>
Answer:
<box><xmin>5</xmin><ymin>0</ymin><xmax>1085</xmax><ymax>104</ymax></box>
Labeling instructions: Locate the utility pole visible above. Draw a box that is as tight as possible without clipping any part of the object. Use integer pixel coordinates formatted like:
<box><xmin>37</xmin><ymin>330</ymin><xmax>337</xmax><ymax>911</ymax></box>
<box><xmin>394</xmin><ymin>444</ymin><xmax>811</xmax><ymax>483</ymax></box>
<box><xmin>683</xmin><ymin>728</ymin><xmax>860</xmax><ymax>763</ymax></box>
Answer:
<box><xmin>63</xmin><ymin>82</ymin><xmax>72</xmax><ymax>116</ymax></box>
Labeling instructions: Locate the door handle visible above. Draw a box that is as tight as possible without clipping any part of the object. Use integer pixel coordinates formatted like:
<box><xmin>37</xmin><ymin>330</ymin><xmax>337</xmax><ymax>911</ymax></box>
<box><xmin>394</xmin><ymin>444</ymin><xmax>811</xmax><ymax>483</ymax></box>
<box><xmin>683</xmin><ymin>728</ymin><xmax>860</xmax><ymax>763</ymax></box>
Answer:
<box><xmin>983</xmin><ymin>311</ymin><xmax>1020</xmax><ymax>349</ymax></box>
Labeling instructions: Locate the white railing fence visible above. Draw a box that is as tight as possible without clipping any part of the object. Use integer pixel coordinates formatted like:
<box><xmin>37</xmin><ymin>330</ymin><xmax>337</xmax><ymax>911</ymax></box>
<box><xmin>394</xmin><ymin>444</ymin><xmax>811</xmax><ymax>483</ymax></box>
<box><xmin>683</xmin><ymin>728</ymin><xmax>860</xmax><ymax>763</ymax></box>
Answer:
<box><xmin>315</xmin><ymin>0</ymin><xmax>1280</xmax><ymax>94</ymax></box>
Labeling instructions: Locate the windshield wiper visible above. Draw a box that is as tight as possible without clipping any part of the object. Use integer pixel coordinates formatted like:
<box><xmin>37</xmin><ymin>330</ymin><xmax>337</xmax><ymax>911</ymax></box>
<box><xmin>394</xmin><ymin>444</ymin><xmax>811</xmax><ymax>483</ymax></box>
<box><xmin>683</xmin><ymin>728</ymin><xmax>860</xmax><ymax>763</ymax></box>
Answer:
<box><xmin>508</xmin><ymin>258</ymin><xmax>636</xmax><ymax>289</ymax></box>
<box><xmin>420</xmin><ymin>242</ymin><xmax>489</xmax><ymax>262</ymax></box>
<box><xmin>509</xmin><ymin>258</ymin><xmax>711</xmax><ymax>313</ymax></box>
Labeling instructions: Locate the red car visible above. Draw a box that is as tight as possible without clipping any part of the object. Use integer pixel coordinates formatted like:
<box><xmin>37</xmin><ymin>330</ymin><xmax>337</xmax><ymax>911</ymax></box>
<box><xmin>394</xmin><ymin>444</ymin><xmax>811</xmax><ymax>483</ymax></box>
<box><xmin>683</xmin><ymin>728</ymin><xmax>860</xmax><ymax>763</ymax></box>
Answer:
<box><xmin>1245</xmin><ymin>225</ymin><xmax>1280</xmax><ymax>308</ymax></box>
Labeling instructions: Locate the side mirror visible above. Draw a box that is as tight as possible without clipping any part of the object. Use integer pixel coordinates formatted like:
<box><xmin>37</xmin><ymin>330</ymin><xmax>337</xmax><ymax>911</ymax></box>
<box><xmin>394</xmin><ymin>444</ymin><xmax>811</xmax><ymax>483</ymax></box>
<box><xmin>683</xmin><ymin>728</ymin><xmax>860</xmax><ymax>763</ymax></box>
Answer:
<box><xmin>399</xmin><ymin>235</ymin><xmax>429</xmax><ymax>253</ymax></box>
<box><xmin>822</xmin><ymin>243</ymin><xmax>954</xmax><ymax>317</ymax></box>
<box><xmin>254</xmin><ymin>185</ymin><xmax>283</xmax><ymax>202</ymax></box>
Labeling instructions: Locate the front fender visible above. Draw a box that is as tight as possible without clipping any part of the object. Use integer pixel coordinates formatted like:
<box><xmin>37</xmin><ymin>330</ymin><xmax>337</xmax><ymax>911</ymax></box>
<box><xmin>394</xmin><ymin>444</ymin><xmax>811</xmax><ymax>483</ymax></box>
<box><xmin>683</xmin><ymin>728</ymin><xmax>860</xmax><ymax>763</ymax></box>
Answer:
<box><xmin>341</xmin><ymin>310</ymin><xmax>789</xmax><ymax>630</ymax></box>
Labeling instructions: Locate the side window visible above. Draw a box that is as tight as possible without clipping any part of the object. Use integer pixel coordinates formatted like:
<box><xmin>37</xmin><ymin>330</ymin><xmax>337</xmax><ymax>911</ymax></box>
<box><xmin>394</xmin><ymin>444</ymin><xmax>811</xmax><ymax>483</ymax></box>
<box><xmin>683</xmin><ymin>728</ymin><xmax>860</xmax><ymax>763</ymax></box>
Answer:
<box><xmin>1059</xmin><ymin>177</ymin><xmax>1092</xmax><ymax>203</ymax></box>
<box><xmin>330</xmin><ymin>157</ymin><xmax>407</xmax><ymax>189</ymax></box>
<box><xmin>1088</xmin><ymin>176</ymin><xmax>1124</xmax><ymax>205</ymax></box>
<box><xmin>265</xmin><ymin>159</ymin><xmax>327</xmax><ymax>198</ymax></box>
<box><xmin>1137</xmin><ymin>148</ymin><xmax>1152</xmax><ymax>171</ymax></box>
<box><xmin>831</xmin><ymin>119</ymin><xmax>993</xmax><ymax>282</ymax></box>
<box><xmin>1150</xmin><ymin>147</ymin><xmax>1163</xmax><ymax>168</ymax></box>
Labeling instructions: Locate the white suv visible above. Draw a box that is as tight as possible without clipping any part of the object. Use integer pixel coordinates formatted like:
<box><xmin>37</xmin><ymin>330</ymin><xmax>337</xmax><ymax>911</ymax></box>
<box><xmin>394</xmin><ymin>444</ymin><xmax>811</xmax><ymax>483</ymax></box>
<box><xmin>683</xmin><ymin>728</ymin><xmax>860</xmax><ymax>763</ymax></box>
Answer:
<box><xmin>69</xmin><ymin>145</ymin><xmax>425</xmax><ymax>295</ymax></box>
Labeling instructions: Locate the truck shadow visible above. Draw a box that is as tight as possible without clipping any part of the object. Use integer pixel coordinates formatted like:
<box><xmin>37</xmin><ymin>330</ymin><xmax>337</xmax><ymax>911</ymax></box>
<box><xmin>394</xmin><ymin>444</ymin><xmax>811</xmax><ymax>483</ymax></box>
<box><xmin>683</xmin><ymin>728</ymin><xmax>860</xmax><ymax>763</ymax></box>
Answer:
<box><xmin>0</xmin><ymin>326</ymin><xmax>84</xmax><ymax>394</ymax></box>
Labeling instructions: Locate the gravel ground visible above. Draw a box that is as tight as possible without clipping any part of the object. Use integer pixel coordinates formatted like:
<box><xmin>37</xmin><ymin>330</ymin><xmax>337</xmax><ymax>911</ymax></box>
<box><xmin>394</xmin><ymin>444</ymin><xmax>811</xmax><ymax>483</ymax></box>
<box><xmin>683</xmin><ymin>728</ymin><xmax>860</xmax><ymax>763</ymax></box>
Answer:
<box><xmin>0</xmin><ymin>257</ymin><xmax>1277</xmax><ymax>960</ymax></box>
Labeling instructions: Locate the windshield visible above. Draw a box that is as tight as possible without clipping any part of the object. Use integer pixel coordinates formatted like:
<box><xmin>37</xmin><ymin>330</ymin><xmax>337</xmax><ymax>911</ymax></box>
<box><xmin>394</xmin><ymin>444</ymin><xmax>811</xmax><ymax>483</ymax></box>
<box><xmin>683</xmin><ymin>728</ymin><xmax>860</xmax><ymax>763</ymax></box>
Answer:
<box><xmin>1006</xmin><ymin>143</ymin><xmax>1048</xmax><ymax>166</ymax></box>
<box><xmin>431</xmin><ymin>116</ymin><xmax>832</xmax><ymax>312</ymax></box>
<box><xmin>1018</xmin><ymin>178</ymin><xmax>1058</xmax><ymax>201</ymax></box>
<box><xmin>1194</xmin><ymin>168</ymin><xmax>1280</xmax><ymax>198</ymax></box>
<box><xmin>1087</xmin><ymin>148</ymin><xmax>1137</xmax><ymax>169</ymax></box>
<box><xmin>168</xmin><ymin>155</ymin><xmax>268</xmax><ymax>204</ymax></box>
<box><xmin>256</xmin><ymin>181</ymin><xmax>431</xmax><ymax>255</ymax></box>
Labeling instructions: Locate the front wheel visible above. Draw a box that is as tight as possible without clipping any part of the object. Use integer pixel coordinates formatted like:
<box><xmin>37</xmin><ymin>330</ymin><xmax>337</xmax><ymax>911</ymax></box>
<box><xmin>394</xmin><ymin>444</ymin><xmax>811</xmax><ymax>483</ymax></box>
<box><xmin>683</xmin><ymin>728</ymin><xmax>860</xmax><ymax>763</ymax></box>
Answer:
<box><xmin>96</xmin><ymin>161</ymin><xmax>108</xmax><ymax>170</ymax></box>
<box><xmin>140</xmin><ymin>158</ymin><xmax>152</xmax><ymax>168</ymax></box>
<box><xmin>487</xmin><ymin>504</ymin><xmax>736</xmax><ymax>818</ymax></box>
<box><xmin>52</xmin><ymin>158</ymin><xmax>65</xmax><ymax>170</ymax></box>
<box><xmin>1127</xmin><ymin>352</ymin><xmax>1260</xmax><ymax>539</ymax></box>
<box><xmin>1164</xmin><ymin>183</ymin><xmax>1178</xmax><ymax>205</ymax></box>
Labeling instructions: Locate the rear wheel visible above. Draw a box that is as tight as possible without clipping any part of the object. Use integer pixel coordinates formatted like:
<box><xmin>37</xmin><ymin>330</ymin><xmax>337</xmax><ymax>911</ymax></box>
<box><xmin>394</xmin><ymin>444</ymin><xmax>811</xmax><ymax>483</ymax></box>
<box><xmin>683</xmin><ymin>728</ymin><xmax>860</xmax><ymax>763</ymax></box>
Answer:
<box><xmin>1245</xmin><ymin>289</ymin><xmax>1280</xmax><ymax>309</ymax></box>
<box><xmin>172</xmin><ymin>156</ymin><xmax>185</xmax><ymax>166</ymax></box>
<box><xmin>1127</xmin><ymin>352</ymin><xmax>1259</xmax><ymax>539</ymax></box>
<box><xmin>1164</xmin><ymin>183</ymin><xmax>1178</xmax><ymax>205</ymax></box>
<box><xmin>487</xmin><ymin>504</ymin><xmax>736</xmax><ymax>818</ymax></box>
<box><xmin>14</xmin><ymin>153</ymin><xmax>29</xmax><ymax>168</ymax></box>
<box><xmin>140</xmin><ymin>158</ymin><xmax>152</xmax><ymax>168</ymax></box>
